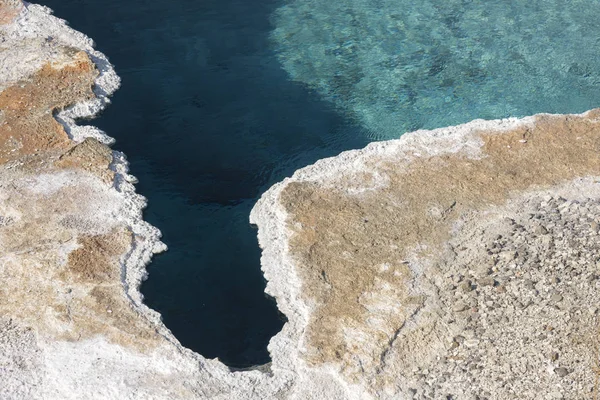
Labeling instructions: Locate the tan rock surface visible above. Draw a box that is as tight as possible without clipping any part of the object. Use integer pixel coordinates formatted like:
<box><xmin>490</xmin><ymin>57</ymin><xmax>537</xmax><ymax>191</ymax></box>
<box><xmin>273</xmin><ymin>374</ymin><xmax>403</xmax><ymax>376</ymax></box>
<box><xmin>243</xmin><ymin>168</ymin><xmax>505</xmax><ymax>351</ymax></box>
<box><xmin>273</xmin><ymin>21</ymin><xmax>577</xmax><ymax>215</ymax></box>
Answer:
<box><xmin>0</xmin><ymin>51</ymin><xmax>161</xmax><ymax>353</ymax></box>
<box><xmin>281</xmin><ymin>111</ymin><xmax>600</xmax><ymax>381</ymax></box>
<box><xmin>0</xmin><ymin>0</ymin><xmax>22</xmax><ymax>25</ymax></box>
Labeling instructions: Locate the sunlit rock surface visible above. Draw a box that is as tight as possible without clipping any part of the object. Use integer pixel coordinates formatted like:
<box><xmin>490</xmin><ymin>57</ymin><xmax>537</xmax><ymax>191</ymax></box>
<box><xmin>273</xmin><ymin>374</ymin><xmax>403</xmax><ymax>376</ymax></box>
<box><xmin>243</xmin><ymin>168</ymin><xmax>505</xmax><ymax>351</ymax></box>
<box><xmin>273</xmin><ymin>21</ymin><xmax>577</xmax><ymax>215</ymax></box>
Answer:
<box><xmin>253</xmin><ymin>112</ymin><xmax>600</xmax><ymax>398</ymax></box>
<box><xmin>2</xmin><ymin>1</ymin><xmax>600</xmax><ymax>399</ymax></box>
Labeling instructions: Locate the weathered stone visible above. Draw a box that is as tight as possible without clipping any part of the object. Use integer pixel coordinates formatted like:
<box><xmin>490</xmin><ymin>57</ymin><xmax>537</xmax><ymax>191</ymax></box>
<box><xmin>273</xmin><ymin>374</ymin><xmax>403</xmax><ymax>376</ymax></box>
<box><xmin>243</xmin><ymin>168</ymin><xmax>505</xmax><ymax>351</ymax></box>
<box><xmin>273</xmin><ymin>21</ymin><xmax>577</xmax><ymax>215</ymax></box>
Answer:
<box><xmin>554</xmin><ymin>367</ymin><xmax>569</xmax><ymax>378</ymax></box>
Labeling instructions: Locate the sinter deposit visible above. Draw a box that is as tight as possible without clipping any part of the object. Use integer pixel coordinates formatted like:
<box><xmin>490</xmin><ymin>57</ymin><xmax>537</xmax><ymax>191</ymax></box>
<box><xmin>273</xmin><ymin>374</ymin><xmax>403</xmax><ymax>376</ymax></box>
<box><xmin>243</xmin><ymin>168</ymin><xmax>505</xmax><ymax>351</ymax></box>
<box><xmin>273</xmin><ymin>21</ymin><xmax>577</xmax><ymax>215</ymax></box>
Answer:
<box><xmin>2</xmin><ymin>1</ymin><xmax>600</xmax><ymax>399</ymax></box>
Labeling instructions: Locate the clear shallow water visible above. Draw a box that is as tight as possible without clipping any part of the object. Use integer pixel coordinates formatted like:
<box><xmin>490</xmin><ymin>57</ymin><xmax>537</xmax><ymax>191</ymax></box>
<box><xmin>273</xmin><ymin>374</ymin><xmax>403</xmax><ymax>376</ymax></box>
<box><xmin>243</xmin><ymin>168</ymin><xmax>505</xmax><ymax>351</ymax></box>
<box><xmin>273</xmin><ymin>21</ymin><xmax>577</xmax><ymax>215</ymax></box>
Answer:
<box><xmin>273</xmin><ymin>0</ymin><xmax>600</xmax><ymax>139</ymax></box>
<box><xmin>40</xmin><ymin>0</ymin><xmax>600</xmax><ymax>367</ymax></box>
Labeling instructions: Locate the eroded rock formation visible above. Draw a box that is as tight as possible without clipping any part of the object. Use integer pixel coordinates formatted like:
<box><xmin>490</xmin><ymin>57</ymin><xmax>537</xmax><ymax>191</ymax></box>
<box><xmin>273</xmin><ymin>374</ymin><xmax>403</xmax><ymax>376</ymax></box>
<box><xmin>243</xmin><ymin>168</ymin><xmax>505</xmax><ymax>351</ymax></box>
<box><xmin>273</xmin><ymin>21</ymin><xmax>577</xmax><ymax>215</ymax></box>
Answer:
<box><xmin>258</xmin><ymin>112</ymin><xmax>600</xmax><ymax>398</ymax></box>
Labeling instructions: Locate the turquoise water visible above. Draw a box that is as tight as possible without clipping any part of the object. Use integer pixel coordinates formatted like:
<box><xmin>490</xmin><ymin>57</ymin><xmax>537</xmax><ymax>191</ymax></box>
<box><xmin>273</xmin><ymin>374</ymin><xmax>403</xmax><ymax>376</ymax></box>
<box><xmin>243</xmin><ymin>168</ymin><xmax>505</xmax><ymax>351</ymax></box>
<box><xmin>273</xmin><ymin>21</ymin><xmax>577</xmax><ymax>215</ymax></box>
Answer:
<box><xmin>273</xmin><ymin>0</ymin><xmax>600</xmax><ymax>138</ymax></box>
<box><xmin>40</xmin><ymin>0</ymin><xmax>600</xmax><ymax>368</ymax></box>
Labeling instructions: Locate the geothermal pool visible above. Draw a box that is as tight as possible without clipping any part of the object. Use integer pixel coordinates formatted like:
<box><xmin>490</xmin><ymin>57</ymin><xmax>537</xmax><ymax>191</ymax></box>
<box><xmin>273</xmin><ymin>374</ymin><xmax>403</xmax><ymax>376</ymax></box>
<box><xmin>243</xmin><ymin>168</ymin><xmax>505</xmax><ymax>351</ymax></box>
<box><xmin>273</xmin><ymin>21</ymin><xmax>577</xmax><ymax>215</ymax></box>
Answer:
<box><xmin>41</xmin><ymin>0</ymin><xmax>600</xmax><ymax>367</ymax></box>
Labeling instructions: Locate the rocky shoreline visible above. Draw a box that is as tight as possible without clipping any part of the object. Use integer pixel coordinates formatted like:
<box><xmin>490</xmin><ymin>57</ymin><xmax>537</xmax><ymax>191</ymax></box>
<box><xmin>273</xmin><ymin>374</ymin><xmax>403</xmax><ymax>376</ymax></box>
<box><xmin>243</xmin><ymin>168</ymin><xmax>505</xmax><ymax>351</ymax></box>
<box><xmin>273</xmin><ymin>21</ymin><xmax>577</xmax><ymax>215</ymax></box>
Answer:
<box><xmin>252</xmin><ymin>111</ymin><xmax>600</xmax><ymax>399</ymax></box>
<box><xmin>0</xmin><ymin>3</ymin><xmax>245</xmax><ymax>399</ymax></box>
<box><xmin>2</xmin><ymin>2</ymin><xmax>600</xmax><ymax>399</ymax></box>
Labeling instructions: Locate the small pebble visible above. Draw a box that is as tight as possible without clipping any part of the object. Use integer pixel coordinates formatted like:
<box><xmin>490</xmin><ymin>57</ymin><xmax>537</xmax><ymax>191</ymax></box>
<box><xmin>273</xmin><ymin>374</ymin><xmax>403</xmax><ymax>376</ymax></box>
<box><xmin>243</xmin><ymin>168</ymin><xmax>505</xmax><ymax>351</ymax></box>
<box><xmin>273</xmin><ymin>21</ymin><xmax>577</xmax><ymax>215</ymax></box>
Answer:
<box><xmin>453</xmin><ymin>302</ymin><xmax>469</xmax><ymax>312</ymax></box>
<box><xmin>523</xmin><ymin>280</ymin><xmax>535</xmax><ymax>290</ymax></box>
<box><xmin>554</xmin><ymin>367</ymin><xmax>569</xmax><ymax>377</ymax></box>
<box><xmin>479</xmin><ymin>277</ymin><xmax>496</xmax><ymax>287</ymax></box>
<box><xmin>459</xmin><ymin>280</ymin><xmax>473</xmax><ymax>293</ymax></box>
<box><xmin>550</xmin><ymin>293</ymin><xmax>563</xmax><ymax>303</ymax></box>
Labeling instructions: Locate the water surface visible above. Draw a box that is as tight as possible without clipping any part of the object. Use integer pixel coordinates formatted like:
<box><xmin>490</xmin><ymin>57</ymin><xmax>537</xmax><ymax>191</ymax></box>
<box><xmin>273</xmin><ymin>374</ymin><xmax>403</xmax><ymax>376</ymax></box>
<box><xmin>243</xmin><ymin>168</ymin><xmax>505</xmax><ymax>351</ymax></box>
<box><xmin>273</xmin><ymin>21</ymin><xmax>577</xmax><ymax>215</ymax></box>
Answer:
<box><xmin>273</xmin><ymin>0</ymin><xmax>600</xmax><ymax>139</ymax></box>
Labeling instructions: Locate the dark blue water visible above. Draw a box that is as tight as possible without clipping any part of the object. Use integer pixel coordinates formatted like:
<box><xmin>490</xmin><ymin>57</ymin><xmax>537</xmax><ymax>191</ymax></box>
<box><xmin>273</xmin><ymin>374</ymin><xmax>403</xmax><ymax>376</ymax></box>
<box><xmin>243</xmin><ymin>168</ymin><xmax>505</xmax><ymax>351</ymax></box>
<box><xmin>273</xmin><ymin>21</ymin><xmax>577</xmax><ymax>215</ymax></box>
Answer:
<box><xmin>42</xmin><ymin>0</ymin><xmax>370</xmax><ymax>367</ymax></box>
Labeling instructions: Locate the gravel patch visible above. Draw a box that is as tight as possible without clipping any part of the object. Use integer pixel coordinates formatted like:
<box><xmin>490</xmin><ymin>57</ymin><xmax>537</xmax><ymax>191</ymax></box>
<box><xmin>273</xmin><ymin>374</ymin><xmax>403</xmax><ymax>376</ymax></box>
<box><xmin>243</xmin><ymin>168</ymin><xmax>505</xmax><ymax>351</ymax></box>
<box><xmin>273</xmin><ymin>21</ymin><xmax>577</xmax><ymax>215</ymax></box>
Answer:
<box><xmin>401</xmin><ymin>192</ymin><xmax>600</xmax><ymax>399</ymax></box>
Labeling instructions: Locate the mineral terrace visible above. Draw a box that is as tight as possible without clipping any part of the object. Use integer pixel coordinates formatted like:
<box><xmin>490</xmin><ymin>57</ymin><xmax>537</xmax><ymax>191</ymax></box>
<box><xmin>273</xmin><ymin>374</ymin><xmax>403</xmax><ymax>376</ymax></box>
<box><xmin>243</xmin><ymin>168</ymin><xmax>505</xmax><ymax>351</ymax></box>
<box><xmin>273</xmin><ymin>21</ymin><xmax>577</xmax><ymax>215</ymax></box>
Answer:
<box><xmin>2</xmin><ymin>1</ymin><xmax>600</xmax><ymax>399</ymax></box>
